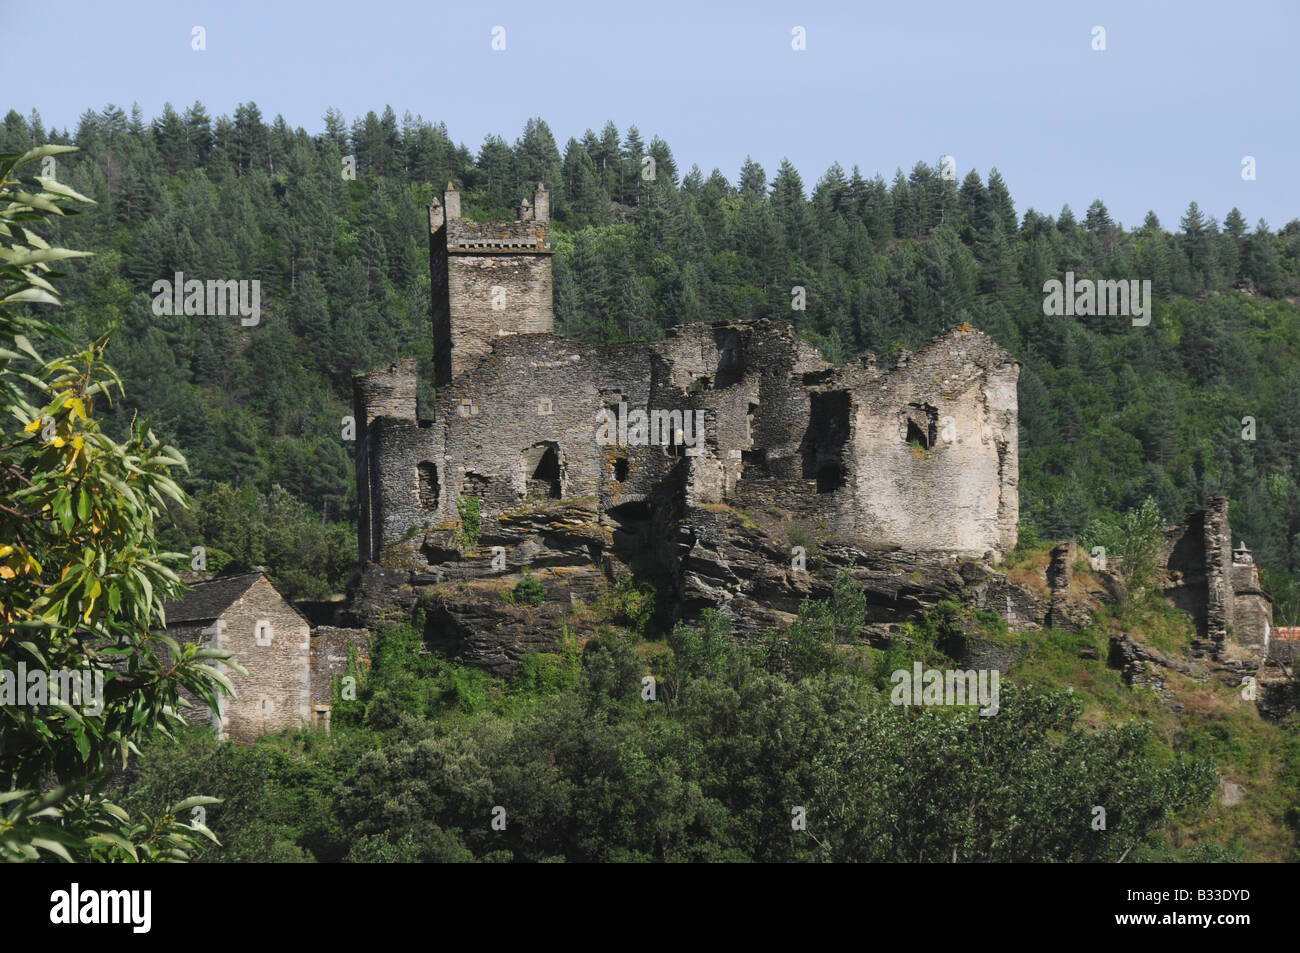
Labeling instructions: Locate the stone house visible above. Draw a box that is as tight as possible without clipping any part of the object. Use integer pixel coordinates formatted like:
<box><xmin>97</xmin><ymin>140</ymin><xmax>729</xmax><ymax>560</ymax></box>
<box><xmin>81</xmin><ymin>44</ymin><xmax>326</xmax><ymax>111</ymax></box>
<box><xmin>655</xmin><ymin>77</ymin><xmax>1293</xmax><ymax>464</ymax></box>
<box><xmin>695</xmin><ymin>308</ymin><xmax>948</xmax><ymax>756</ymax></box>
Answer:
<box><xmin>163</xmin><ymin>571</ymin><xmax>367</xmax><ymax>744</ymax></box>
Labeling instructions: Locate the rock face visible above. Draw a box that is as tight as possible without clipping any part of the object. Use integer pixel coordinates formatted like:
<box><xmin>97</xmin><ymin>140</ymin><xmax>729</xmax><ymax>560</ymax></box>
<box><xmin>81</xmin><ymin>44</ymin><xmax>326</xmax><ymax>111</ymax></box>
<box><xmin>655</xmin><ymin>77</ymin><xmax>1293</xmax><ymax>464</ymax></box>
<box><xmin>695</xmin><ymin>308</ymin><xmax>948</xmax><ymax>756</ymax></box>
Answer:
<box><xmin>343</xmin><ymin>493</ymin><xmax>1018</xmax><ymax>674</ymax></box>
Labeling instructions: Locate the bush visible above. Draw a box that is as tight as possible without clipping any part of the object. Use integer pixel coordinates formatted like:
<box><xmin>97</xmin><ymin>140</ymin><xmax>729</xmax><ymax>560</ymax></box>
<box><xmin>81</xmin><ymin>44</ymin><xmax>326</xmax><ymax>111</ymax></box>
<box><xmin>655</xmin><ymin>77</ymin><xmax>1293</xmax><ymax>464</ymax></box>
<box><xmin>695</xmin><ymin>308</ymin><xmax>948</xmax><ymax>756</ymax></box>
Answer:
<box><xmin>454</xmin><ymin>494</ymin><xmax>482</xmax><ymax>550</ymax></box>
<box><xmin>505</xmin><ymin>572</ymin><xmax>547</xmax><ymax>607</ymax></box>
<box><xmin>1080</xmin><ymin>497</ymin><xmax>1165</xmax><ymax>597</ymax></box>
<box><xmin>595</xmin><ymin>574</ymin><xmax>662</xmax><ymax>637</ymax></box>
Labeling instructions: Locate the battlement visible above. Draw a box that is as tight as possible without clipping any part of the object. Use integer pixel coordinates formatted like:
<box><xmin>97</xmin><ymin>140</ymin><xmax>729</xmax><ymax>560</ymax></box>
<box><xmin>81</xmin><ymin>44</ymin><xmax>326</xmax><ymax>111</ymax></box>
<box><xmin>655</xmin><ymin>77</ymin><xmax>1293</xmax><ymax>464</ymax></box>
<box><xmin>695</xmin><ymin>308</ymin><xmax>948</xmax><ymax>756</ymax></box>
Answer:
<box><xmin>445</xmin><ymin>220</ymin><xmax>552</xmax><ymax>254</ymax></box>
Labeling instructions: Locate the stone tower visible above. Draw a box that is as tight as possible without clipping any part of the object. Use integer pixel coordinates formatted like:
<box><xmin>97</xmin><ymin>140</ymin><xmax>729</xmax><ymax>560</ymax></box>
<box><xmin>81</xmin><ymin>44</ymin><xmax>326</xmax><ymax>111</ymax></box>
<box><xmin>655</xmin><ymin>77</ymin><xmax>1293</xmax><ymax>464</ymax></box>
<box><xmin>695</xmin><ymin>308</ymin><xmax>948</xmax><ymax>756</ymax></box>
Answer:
<box><xmin>429</xmin><ymin>182</ymin><xmax>553</xmax><ymax>387</ymax></box>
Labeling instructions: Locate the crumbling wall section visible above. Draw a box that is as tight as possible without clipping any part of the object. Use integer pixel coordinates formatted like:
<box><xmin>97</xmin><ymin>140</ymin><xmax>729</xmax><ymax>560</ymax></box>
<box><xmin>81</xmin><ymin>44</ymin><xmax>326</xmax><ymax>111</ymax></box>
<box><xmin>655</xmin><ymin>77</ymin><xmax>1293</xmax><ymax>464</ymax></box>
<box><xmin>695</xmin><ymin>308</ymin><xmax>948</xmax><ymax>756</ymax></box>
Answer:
<box><xmin>310</xmin><ymin>626</ymin><xmax>371</xmax><ymax>723</ymax></box>
<box><xmin>1203</xmin><ymin>497</ymin><xmax>1234</xmax><ymax>654</ymax></box>
<box><xmin>847</xmin><ymin>326</ymin><xmax>1019</xmax><ymax>559</ymax></box>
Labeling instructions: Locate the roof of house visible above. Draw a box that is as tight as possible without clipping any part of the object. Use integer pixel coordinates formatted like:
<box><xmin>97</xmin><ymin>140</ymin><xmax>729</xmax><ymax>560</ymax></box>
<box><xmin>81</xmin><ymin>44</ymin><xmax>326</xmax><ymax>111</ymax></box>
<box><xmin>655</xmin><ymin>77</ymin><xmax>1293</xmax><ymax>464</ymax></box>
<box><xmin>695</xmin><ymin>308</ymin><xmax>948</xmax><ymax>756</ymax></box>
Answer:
<box><xmin>162</xmin><ymin>570</ymin><xmax>267</xmax><ymax>625</ymax></box>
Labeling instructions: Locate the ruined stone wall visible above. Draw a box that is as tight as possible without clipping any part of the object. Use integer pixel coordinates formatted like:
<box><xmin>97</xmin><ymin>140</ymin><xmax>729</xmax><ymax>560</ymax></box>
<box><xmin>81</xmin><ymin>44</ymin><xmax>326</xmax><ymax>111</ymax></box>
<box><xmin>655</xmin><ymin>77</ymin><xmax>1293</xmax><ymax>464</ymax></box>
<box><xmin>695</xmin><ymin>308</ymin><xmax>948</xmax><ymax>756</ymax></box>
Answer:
<box><xmin>1234</xmin><ymin>592</ymin><xmax>1272</xmax><ymax>649</ymax></box>
<box><xmin>846</xmin><ymin>326</ymin><xmax>1019</xmax><ymax>559</ymax></box>
<box><xmin>655</xmin><ymin>321</ymin><xmax>842</xmax><ymax>514</ymax></box>
<box><xmin>357</xmin><ymin>321</ymin><xmax>1024</xmax><ymax>571</ymax></box>
<box><xmin>1203</xmin><ymin>497</ymin><xmax>1234</xmax><ymax>653</ymax></box>
<box><xmin>354</xmin><ymin>360</ymin><xmax>421</xmax><ymax>562</ymax></box>
<box><xmin>435</xmin><ymin>335</ymin><xmax>624</xmax><ymax>520</ymax></box>
<box><xmin>430</xmin><ymin>218</ymin><xmax>451</xmax><ymax>387</ymax></box>
<box><xmin>1230</xmin><ymin>558</ymin><xmax>1271</xmax><ymax>648</ymax></box>
<box><xmin>310</xmin><ymin>626</ymin><xmax>370</xmax><ymax>727</ymax></box>
<box><xmin>214</xmin><ymin>576</ymin><xmax>312</xmax><ymax>743</ymax></box>
<box><xmin>1160</xmin><ymin>499</ymin><xmax>1272</xmax><ymax>658</ymax></box>
<box><xmin>368</xmin><ymin>417</ymin><xmax>442</xmax><ymax>562</ymax></box>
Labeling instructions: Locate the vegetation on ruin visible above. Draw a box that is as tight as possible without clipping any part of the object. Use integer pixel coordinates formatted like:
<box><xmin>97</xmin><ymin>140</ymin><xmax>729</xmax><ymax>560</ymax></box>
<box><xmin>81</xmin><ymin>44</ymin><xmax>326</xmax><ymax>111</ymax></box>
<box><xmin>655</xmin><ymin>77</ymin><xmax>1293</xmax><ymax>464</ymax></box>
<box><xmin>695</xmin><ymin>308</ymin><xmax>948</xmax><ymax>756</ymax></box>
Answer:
<box><xmin>453</xmin><ymin>494</ymin><xmax>481</xmax><ymax>550</ymax></box>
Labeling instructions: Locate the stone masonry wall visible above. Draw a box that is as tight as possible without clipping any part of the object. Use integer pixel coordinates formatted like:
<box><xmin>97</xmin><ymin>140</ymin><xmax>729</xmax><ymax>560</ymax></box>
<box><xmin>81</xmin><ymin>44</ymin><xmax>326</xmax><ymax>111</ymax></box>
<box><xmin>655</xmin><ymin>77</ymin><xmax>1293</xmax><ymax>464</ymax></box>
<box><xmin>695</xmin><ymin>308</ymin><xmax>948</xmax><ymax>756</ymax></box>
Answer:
<box><xmin>847</xmin><ymin>325</ymin><xmax>1019</xmax><ymax>559</ymax></box>
<box><xmin>1203</xmin><ymin>496</ymin><xmax>1234</xmax><ymax>655</ymax></box>
<box><xmin>310</xmin><ymin>626</ymin><xmax>370</xmax><ymax>722</ymax></box>
<box><xmin>444</xmin><ymin>253</ymin><xmax>553</xmax><ymax>380</ymax></box>
<box><xmin>357</xmin><ymin>321</ymin><xmax>1024</xmax><ymax>570</ymax></box>
<box><xmin>354</xmin><ymin>359</ymin><xmax>420</xmax><ymax>562</ymax></box>
<box><xmin>213</xmin><ymin>576</ymin><xmax>312</xmax><ymax>743</ymax></box>
<box><xmin>431</xmin><ymin>195</ymin><xmax>554</xmax><ymax>386</ymax></box>
<box><xmin>1160</xmin><ymin>498</ymin><xmax>1273</xmax><ymax>659</ymax></box>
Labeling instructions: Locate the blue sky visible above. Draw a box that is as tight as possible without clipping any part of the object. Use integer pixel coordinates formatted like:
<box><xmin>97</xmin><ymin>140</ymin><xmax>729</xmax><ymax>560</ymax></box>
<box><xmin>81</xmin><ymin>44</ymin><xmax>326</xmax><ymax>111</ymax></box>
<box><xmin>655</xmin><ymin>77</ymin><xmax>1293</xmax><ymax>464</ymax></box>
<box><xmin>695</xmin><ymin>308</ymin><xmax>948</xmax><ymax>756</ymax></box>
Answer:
<box><xmin>8</xmin><ymin>0</ymin><xmax>1298</xmax><ymax>229</ymax></box>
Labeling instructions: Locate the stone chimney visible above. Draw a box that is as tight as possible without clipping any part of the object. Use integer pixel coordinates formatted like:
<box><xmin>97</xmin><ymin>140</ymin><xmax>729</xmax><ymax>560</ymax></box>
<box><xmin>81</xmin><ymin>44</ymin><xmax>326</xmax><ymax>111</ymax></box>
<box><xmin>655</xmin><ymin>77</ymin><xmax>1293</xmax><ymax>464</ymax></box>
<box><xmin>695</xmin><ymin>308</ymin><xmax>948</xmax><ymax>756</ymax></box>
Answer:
<box><xmin>444</xmin><ymin>182</ymin><xmax>461</xmax><ymax>221</ymax></box>
<box><xmin>517</xmin><ymin>198</ymin><xmax>533</xmax><ymax>222</ymax></box>
<box><xmin>533</xmin><ymin>182</ymin><xmax>550</xmax><ymax>223</ymax></box>
<box><xmin>429</xmin><ymin>197</ymin><xmax>445</xmax><ymax>232</ymax></box>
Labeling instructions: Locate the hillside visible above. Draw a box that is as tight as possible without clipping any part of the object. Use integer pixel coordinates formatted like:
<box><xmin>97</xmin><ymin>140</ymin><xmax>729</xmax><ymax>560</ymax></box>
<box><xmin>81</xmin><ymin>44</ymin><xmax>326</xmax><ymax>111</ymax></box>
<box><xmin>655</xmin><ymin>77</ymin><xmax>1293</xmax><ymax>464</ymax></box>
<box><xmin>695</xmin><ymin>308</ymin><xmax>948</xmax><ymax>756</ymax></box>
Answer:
<box><xmin>5</xmin><ymin>104</ymin><xmax>1299</xmax><ymax>861</ymax></box>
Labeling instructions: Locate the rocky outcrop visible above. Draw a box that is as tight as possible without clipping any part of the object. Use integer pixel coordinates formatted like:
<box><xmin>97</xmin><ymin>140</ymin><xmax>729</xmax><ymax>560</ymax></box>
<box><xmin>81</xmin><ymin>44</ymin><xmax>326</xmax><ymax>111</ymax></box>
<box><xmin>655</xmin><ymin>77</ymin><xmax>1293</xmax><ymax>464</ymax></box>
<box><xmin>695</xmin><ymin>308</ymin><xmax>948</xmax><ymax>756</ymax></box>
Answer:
<box><xmin>1107</xmin><ymin>633</ymin><xmax>1207</xmax><ymax>697</ymax></box>
<box><xmin>344</xmin><ymin>490</ymin><xmax>1055</xmax><ymax>673</ymax></box>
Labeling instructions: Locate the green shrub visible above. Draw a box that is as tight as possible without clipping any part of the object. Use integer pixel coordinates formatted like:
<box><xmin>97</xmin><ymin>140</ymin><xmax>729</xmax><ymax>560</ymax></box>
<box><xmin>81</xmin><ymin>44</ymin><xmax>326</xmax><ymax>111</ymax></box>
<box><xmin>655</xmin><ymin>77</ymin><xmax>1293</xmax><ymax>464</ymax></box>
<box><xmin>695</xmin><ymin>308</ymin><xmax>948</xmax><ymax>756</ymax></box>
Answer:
<box><xmin>454</xmin><ymin>494</ymin><xmax>482</xmax><ymax>550</ymax></box>
<box><xmin>1080</xmin><ymin>497</ymin><xmax>1165</xmax><ymax>597</ymax></box>
<box><xmin>505</xmin><ymin>572</ymin><xmax>547</xmax><ymax>606</ymax></box>
<box><xmin>596</xmin><ymin>574</ymin><xmax>662</xmax><ymax>637</ymax></box>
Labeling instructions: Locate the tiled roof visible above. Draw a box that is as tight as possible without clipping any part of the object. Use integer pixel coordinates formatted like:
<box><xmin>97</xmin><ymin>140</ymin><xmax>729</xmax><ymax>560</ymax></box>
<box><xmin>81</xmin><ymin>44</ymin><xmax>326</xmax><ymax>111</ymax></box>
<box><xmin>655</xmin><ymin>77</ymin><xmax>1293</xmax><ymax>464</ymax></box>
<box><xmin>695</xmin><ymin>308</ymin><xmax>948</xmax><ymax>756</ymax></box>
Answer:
<box><xmin>162</xmin><ymin>571</ymin><xmax>263</xmax><ymax>624</ymax></box>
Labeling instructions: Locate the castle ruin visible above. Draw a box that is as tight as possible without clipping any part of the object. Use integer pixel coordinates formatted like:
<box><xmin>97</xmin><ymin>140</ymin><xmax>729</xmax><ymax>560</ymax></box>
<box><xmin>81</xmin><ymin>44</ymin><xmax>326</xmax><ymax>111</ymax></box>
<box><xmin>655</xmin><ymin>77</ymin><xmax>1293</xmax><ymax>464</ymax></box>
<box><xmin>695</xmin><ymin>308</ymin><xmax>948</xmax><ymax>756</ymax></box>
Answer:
<box><xmin>354</xmin><ymin>184</ymin><xmax>1022</xmax><ymax>580</ymax></box>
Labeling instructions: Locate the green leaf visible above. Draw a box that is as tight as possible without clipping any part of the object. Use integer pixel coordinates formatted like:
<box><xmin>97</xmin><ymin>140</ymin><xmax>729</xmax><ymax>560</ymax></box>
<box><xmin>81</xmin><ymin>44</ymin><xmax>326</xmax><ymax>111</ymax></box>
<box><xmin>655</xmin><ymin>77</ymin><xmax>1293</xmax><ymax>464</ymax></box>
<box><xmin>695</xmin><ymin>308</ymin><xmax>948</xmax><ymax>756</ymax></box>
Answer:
<box><xmin>166</xmin><ymin>795</ymin><xmax>222</xmax><ymax>813</ymax></box>
<box><xmin>30</xmin><ymin>838</ymin><xmax>73</xmax><ymax>862</ymax></box>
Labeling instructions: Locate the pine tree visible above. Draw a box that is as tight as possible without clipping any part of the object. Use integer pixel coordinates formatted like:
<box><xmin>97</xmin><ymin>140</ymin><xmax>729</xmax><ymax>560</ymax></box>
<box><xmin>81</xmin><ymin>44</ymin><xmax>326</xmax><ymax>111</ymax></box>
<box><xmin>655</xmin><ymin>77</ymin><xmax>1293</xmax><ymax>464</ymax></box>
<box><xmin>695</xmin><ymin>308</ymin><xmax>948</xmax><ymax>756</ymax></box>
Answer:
<box><xmin>1223</xmin><ymin>207</ymin><xmax>1248</xmax><ymax>240</ymax></box>
<box><xmin>183</xmin><ymin>101</ymin><xmax>212</xmax><ymax>165</ymax></box>
<box><xmin>958</xmin><ymin>168</ymin><xmax>988</xmax><ymax>235</ymax></box>
<box><xmin>986</xmin><ymin>168</ymin><xmax>1018</xmax><ymax>236</ymax></box>
<box><xmin>1243</xmin><ymin>219</ymin><xmax>1281</xmax><ymax>294</ymax></box>
<box><xmin>1056</xmin><ymin>204</ymin><xmax>1077</xmax><ymax>232</ymax></box>
<box><xmin>648</xmin><ymin>135</ymin><xmax>677</xmax><ymax>186</ymax></box>
<box><xmin>152</xmin><ymin>102</ymin><xmax>188</xmax><ymax>174</ymax></box>
<box><xmin>598</xmin><ymin>121</ymin><xmax>621</xmax><ymax>199</ymax></box>
<box><xmin>516</xmin><ymin>117</ymin><xmax>563</xmax><ymax>204</ymax></box>
<box><xmin>738</xmin><ymin>156</ymin><xmax>766</xmax><ymax>199</ymax></box>
<box><xmin>1084</xmin><ymin>199</ymin><xmax>1113</xmax><ymax>233</ymax></box>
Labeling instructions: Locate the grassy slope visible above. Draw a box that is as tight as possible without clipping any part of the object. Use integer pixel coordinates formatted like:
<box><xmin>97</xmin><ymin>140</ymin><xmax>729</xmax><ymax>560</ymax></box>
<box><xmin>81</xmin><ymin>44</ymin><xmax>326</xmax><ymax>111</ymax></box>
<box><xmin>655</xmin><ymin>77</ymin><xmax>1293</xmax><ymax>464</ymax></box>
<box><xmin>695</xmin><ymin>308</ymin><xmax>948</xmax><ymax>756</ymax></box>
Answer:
<box><xmin>1003</xmin><ymin>544</ymin><xmax>1300</xmax><ymax>862</ymax></box>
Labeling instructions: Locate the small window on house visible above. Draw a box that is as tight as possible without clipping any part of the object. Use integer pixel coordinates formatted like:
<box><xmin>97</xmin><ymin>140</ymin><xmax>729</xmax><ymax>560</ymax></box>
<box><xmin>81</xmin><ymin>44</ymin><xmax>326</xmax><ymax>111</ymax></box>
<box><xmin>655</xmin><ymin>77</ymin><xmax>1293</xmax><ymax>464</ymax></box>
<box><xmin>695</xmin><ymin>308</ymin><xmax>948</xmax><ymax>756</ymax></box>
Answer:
<box><xmin>261</xmin><ymin>697</ymin><xmax>275</xmax><ymax>714</ymax></box>
<box><xmin>255</xmin><ymin>620</ymin><xmax>273</xmax><ymax>646</ymax></box>
<box><xmin>537</xmin><ymin>397</ymin><xmax>553</xmax><ymax>415</ymax></box>
<box><xmin>613</xmin><ymin>456</ymin><xmax>629</xmax><ymax>481</ymax></box>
